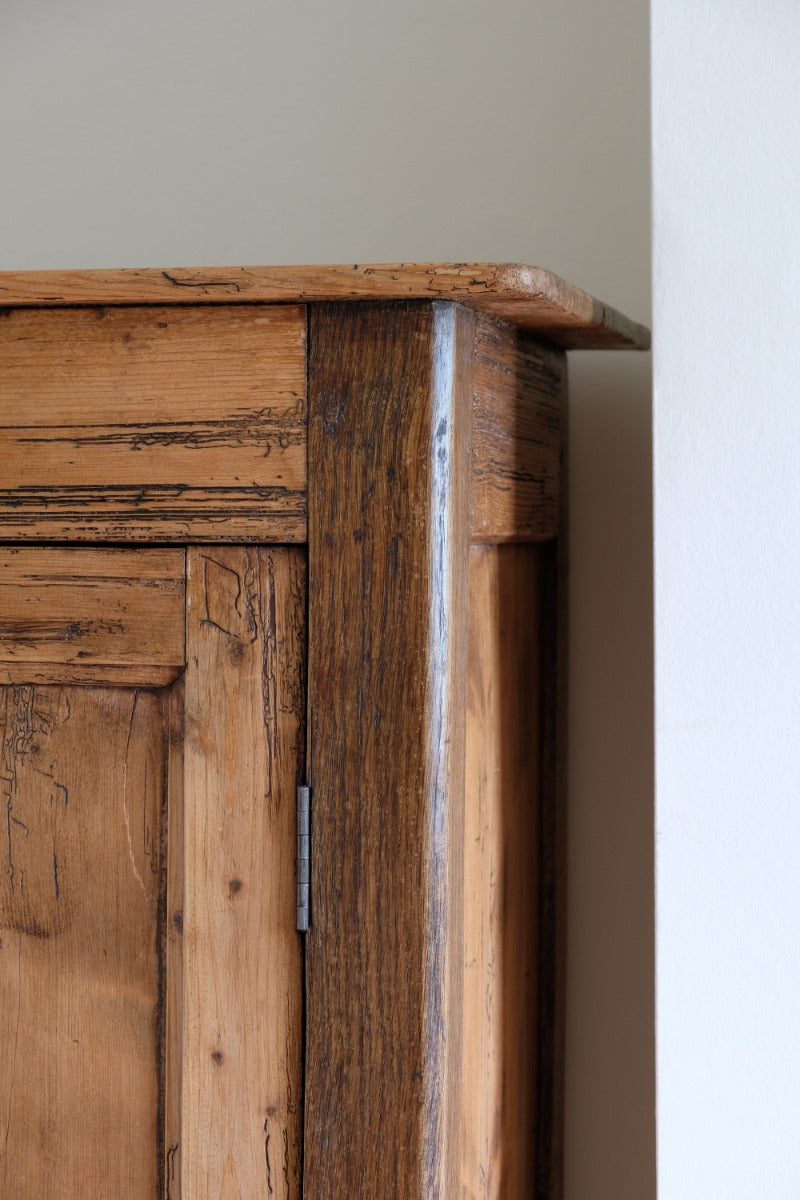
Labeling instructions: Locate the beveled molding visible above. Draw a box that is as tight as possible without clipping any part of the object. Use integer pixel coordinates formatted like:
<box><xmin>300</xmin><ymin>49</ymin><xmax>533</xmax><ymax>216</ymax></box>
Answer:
<box><xmin>0</xmin><ymin>267</ymin><xmax>648</xmax><ymax>544</ymax></box>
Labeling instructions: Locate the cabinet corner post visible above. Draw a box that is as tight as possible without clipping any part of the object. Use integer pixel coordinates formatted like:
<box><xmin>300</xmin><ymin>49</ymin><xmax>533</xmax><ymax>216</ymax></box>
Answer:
<box><xmin>304</xmin><ymin>300</ymin><xmax>474</xmax><ymax>1200</ymax></box>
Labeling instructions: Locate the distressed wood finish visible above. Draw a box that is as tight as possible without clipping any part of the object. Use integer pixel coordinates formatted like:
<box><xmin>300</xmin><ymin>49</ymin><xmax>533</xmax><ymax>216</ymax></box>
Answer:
<box><xmin>0</xmin><ymin>548</ymin><xmax>185</xmax><ymax>684</ymax></box>
<box><xmin>0</xmin><ymin>264</ymin><xmax>648</xmax><ymax>1199</ymax></box>
<box><xmin>305</xmin><ymin>301</ymin><xmax>473</xmax><ymax>1200</ymax></box>
<box><xmin>0</xmin><ymin>685</ymin><xmax>165</xmax><ymax>1198</ymax></box>
<box><xmin>0</xmin><ymin>305</ymin><xmax>306</xmax><ymax>542</ymax></box>
<box><xmin>177</xmin><ymin>546</ymin><xmax>305</xmax><ymax>1200</ymax></box>
<box><xmin>0</xmin><ymin>543</ymin><xmax>307</xmax><ymax>1199</ymax></box>
<box><xmin>535</xmin><ymin>539</ymin><xmax>568</xmax><ymax>1200</ymax></box>
<box><xmin>165</xmin><ymin>679</ymin><xmax>185</xmax><ymax>1200</ymax></box>
<box><xmin>0</xmin><ymin>263</ymin><xmax>650</xmax><ymax>349</ymax></box>
<box><xmin>470</xmin><ymin>315</ymin><xmax>565</xmax><ymax>543</ymax></box>
<box><xmin>462</xmin><ymin>544</ymin><xmax>544</xmax><ymax>1199</ymax></box>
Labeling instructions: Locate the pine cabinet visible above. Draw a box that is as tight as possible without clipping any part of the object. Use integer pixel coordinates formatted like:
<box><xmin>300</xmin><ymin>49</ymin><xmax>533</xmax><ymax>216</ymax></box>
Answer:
<box><xmin>0</xmin><ymin>264</ymin><xmax>648</xmax><ymax>1199</ymax></box>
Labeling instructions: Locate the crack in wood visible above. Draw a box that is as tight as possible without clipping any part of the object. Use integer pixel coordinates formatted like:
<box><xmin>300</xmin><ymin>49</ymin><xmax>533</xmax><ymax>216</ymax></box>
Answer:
<box><xmin>121</xmin><ymin>691</ymin><xmax>147</xmax><ymax>898</ymax></box>
<box><xmin>264</xmin><ymin>1119</ymin><xmax>274</xmax><ymax>1195</ymax></box>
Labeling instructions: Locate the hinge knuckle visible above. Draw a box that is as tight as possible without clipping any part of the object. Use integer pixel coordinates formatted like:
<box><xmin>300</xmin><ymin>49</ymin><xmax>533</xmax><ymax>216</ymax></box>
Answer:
<box><xmin>296</xmin><ymin>784</ymin><xmax>311</xmax><ymax>933</ymax></box>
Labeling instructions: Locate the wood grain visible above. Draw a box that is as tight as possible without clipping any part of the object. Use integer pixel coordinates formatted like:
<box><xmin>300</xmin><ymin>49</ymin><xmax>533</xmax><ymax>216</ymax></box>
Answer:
<box><xmin>0</xmin><ymin>263</ymin><xmax>650</xmax><ymax>349</ymax></box>
<box><xmin>0</xmin><ymin>664</ymin><xmax>182</xmax><ymax>687</ymax></box>
<box><xmin>462</xmin><ymin>544</ymin><xmax>544</xmax><ymax>1199</ymax></box>
<box><xmin>177</xmin><ymin>546</ymin><xmax>305</xmax><ymax>1200</ymax></box>
<box><xmin>0</xmin><ymin>305</ymin><xmax>306</xmax><ymax>542</ymax></box>
<box><xmin>305</xmin><ymin>301</ymin><xmax>473</xmax><ymax>1199</ymax></box>
<box><xmin>0</xmin><ymin>684</ymin><xmax>165</xmax><ymax>1197</ymax></box>
<box><xmin>536</xmin><ymin>540</ymin><xmax>568</xmax><ymax>1200</ymax></box>
<box><xmin>0</xmin><ymin>547</ymin><xmax>185</xmax><ymax>684</ymax></box>
<box><xmin>530</xmin><ymin>314</ymin><xmax>569</xmax><ymax>1199</ymax></box>
<box><xmin>471</xmin><ymin>315</ymin><xmax>565</xmax><ymax>543</ymax></box>
<box><xmin>165</xmin><ymin>678</ymin><xmax>185</xmax><ymax>1200</ymax></box>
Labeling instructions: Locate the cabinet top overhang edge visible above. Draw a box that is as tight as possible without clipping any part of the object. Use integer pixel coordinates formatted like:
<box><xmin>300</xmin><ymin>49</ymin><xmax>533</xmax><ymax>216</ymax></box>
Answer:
<box><xmin>0</xmin><ymin>262</ymin><xmax>649</xmax><ymax>351</ymax></box>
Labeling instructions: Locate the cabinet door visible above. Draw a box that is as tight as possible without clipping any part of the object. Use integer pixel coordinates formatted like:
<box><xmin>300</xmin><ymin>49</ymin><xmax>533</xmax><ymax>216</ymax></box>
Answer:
<box><xmin>0</xmin><ymin>546</ymin><xmax>305</xmax><ymax>1199</ymax></box>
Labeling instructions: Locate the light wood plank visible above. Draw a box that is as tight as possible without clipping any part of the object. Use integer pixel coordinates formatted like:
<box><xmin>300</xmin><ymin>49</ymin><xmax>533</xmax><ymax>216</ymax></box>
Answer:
<box><xmin>0</xmin><ymin>547</ymin><xmax>185</xmax><ymax>682</ymax></box>
<box><xmin>0</xmin><ymin>264</ymin><xmax>650</xmax><ymax>349</ymax></box>
<box><xmin>179</xmin><ymin>547</ymin><xmax>305</xmax><ymax>1200</ymax></box>
<box><xmin>0</xmin><ymin>305</ymin><xmax>306</xmax><ymax>542</ymax></box>
<box><xmin>305</xmin><ymin>301</ymin><xmax>472</xmax><ymax>1199</ymax></box>
<box><xmin>462</xmin><ymin>544</ymin><xmax>543</xmax><ymax>1199</ymax></box>
<box><xmin>165</xmin><ymin>678</ymin><xmax>185</xmax><ymax>1200</ymax></box>
<box><xmin>536</xmin><ymin>538</ymin><xmax>568</xmax><ymax>1200</ymax></box>
<box><xmin>0</xmin><ymin>685</ymin><xmax>164</xmax><ymax>1197</ymax></box>
<box><xmin>471</xmin><ymin>315</ymin><xmax>565</xmax><ymax>543</ymax></box>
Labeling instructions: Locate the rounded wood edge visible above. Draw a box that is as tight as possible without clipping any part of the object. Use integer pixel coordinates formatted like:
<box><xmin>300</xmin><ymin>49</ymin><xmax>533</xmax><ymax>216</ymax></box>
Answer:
<box><xmin>0</xmin><ymin>263</ymin><xmax>650</xmax><ymax>350</ymax></box>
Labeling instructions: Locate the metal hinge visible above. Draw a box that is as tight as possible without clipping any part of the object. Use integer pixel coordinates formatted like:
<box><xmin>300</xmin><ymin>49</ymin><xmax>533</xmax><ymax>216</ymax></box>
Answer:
<box><xmin>296</xmin><ymin>784</ymin><xmax>311</xmax><ymax>933</ymax></box>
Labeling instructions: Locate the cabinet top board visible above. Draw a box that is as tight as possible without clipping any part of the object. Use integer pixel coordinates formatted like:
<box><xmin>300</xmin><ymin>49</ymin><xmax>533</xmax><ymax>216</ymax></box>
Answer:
<box><xmin>0</xmin><ymin>262</ymin><xmax>649</xmax><ymax>350</ymax></box>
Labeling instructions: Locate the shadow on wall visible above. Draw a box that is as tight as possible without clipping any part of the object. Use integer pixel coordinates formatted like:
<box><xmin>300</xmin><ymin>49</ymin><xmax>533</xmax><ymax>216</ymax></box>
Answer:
<box><xmin>565</xmin><ymin>350</ymin><xmax>655</xmax><ymax>1200</ymax></box>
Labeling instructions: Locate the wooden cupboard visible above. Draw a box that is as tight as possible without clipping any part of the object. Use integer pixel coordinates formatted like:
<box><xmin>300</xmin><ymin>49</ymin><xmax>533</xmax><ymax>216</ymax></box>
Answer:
<box><xmin>0</xmin><ymin>264</ymin><xmax>648</xmax><ymax>1199</ymax></box>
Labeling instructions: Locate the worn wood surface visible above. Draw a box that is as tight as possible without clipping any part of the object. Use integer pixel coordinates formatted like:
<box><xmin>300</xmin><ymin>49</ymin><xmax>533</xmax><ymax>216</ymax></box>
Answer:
<box><xmin>305</xmin><ymin>301</ymin><xmax>473</xmax><ymax>1199</ymax></box>
<box><xmin>177</xmin><ymin>546</ymin><xmax>305</xmax><ymax>1200</ymax></box>
<box><xmin>165</xmin><ymin>679</ymin><xmax>185</xmax><ymax>1200</ymax></box>
<box><xmin>536</xmin><ymin>543</ymin><xmax>568</xmax><ymax>1200</ymax></box>
<box><xmin>462</xmin><ymin>544</ymin><xmax>544</xmax><ymax>1199</ymax></box>
<box><xmin>0</xmin><ymin>663</ymin><xmax>181</xmax><ymax>687</ymax></box>
<box><xmin>0</xmin><ymin>263</ymin><xmax>650</xmax><ymax>349</ymax></box>
<box><xmin>0</xmin><ymin>305</ymin><xmax>306</xmax><ymax>542</ymax></box>
<box><xmin>0</xmin><ymin>543</ymin><xmax>307</xmax><ymax>1198</ymax></box>
<box><xmin>0</xmin><ymin>548</ymin><xmax>185</xmax><ymax>684</ymax></box>
<box><xmin>0</xmin><ymin>684</ymin><xmax>165</xmax><ymax>1197</ymax></box>
<box><xmin>471</xmin><ymin>315</ymin><xmax>565</xmax><ymax>543</ymax></box>
<box><xmin>0</xmin><ymin>277</ymin><xmax>577</xmax><ymax>1197</ymax></box>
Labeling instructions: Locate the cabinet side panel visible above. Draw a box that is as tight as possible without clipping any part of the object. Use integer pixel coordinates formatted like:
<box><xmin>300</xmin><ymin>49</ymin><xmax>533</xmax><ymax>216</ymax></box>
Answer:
<box><xmin>462</xmin><ymin>544</ymin><xmax>544</xmax><ymax>1199</ymax></box>
<box><xmin>179</xmin><ymin>547</ymin><xmax>305</xmax><ymax>1200</ymax></box>
<box><xmin>305</xmin><ymin>301</ymin><xmax>473</xmax><ymax>1200</ymax></box>
<box><xmin>0</xmin><ymin>685</ymin><xmax>164</xmax><ymax>1198</ymax></box>
<box><xmin>470</xmin><ymin>316</ymin><xmax>564</xmax><ymax>544</ymax></box>
<box><xmin>536</xmin><ymin>534</ymin><xmax>567</xmax><ymax>1200</ymax></box>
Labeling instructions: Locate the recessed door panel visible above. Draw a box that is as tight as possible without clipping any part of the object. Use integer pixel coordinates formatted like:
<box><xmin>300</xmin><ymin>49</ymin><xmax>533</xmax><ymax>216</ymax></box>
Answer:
<box><xmin>1</xmin><ymin>684</ymin><xmax>164</xmax><ymax>1197</ymax></box>
<box><xmin>0</xmin><ymin>546</ymin><xmax>305</xmax><ymax>1199</ymax></box>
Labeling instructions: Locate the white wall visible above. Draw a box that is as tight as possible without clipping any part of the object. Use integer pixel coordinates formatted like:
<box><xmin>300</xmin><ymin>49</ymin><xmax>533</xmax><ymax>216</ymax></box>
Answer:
<box><xmin>653</xmin><ymin>2</ymin><xmax>800</xmax><ymax>1195</ymax></box>
<box><xmin>1</xmin><ymin>4</ymin><xmax>652</xmax><ymax>1194</ymax></box>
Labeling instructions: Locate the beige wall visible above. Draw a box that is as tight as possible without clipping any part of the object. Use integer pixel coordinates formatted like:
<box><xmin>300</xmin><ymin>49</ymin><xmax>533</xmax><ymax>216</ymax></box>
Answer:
<box><xmin>0</xmin><ymin>2</ymin><xmax>652</xmax><ymax>1193</ymax></box>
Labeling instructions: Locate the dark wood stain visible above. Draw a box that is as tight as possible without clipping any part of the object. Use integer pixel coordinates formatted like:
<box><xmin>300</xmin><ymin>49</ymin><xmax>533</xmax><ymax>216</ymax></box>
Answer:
<box><xmin>305</xmin><ymin>301</ymin><xmax>473</xmax><ymax>1199</ymax></box>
